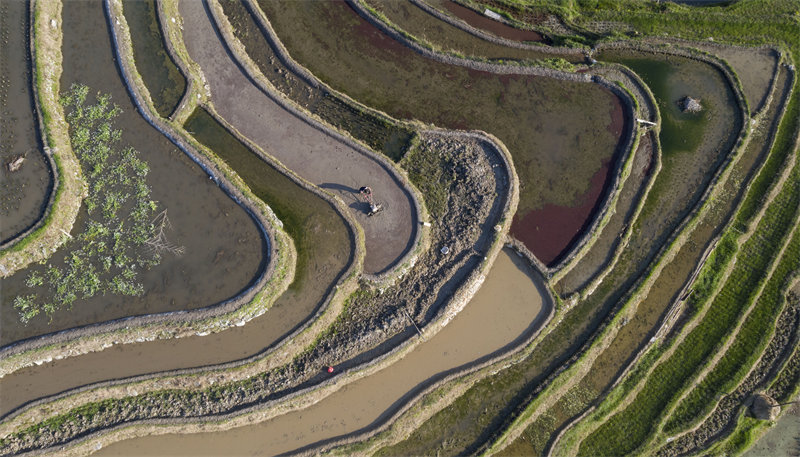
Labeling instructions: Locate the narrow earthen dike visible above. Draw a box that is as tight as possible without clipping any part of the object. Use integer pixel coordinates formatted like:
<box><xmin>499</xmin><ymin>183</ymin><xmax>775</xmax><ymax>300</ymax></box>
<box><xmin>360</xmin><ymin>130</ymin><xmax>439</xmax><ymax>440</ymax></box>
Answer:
<box><xmin>181</xmin><ymin>0</ymin><xmax>418</xmax><ymax>276</ymax></box>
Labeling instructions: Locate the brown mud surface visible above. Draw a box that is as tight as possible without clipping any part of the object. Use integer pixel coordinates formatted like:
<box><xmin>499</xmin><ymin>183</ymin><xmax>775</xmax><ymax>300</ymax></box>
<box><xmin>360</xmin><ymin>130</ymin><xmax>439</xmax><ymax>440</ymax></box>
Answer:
<box><xmin>254</xmin><ymin>0</ymin><xmax>622</xmax><ymax>265</ymax></box>
<box><xmin>179</xmin><ymin>0</ymin><xmax>415</xmax><ymax>275</ymax></box>
<box><xmin>94</xmin><ymin>248</ymin><xmax>550</xmax><ymax>457</ymax></box>
<box><xmin>434</xmin><ymin>0</ymin><xmax>544</xmax><ymax>42</ymax></box>
<box><xmin>0</xmin><ymin>0</ymin><xmax>53</xmax><ymax>244</ymax></box>
<box><xmin>0</xmin><ymin>106</ymin><xmax>352</xmax><ymax>419</ymax></box>
<box><xmin>669</xmin><ymin>41</ymin><xmax>779</xmax><ymax>114</ymax></box>
<box><xmin>0</xmin><ymin>0</ymin><xmax>263</xmax><ymax>373</ymax></box>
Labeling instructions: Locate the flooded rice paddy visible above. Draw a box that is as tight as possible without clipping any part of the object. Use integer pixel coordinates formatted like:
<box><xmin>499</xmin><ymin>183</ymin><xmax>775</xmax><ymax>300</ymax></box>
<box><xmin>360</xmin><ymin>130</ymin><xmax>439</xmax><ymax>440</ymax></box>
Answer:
<box><xmin>0</xmin><ymin>107</ymin><xmax>352</xmax><ymax>418</ymax></box>
<box><xmin>0</xmin><ymin>0</ymin><xmax>53</xmax><ymax>245</ymax></box>
<box><xmin>433</xmin><ymin>0</ymin><xmax>545</xmax><ymax>43</ymax></box>
<box><xmin>180</xmin><ymin>0</ymin><xmax>414</xmax><ymax>275</ymax></box>
<box><xmin>122</xmin><ymin>0</ymin><xmax>187</xmax><ymax>117</ymax></box>
<box><xmin>363</xmin><ymin>0</ymin><xmax>564</xmax><ymax>63</ymax></box>
<box><xmin>380</xmin><ymin>49</ymin><xmax>743</xmax><ymax>456</ymax></box>
<box><xmin>94</xmin><ymin>248</ymin><xmax>550</xmax><ymax>457</ymax></box>
<box><xmin>218</xmin><ymin>0</ymin><xmax>415</xmax><ymax>162</ymax></box>
<box><xmin>0</xmin><ymin>1</ymin><xmax>262</xmax><ymax>350</ymax></box>
<box><xmin>255</xmin><ymin>0</ymin><xmax>624</xmax><ymax>265</ymax></box>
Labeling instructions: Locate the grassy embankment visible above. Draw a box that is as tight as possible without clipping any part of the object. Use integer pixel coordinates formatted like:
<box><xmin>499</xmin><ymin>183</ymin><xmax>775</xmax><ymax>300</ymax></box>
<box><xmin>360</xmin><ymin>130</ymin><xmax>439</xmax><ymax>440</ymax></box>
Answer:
<box><xmin>481</xmin><ymin>1</ymin><xmax>800</xmax><ymax>454</ymax></box>
<box><xmin>0</xmin><ymin>0</ymin><xmax>85</xmax><ymax>277</ymax></box>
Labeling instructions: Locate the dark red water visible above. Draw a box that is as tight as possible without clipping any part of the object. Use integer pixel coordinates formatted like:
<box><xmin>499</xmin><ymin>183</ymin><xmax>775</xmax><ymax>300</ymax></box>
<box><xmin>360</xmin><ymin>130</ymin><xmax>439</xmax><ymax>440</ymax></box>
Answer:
<box><xmin>511</xmin><ymin>159</ymin><xmax>611</xmax><ymax>266</ymax></box>
<box><xmin>440</xmin><ymin>1</ymin><xmax>544</xmax><ymax>42</ymax></box>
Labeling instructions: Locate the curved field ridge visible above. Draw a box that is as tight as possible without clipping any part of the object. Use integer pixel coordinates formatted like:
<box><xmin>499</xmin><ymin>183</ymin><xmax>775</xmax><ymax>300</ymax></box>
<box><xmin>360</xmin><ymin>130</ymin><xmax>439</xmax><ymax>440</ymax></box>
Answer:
<box><xmin>0</xmin><ymin>123</ymin><xmax>520</xmax><ymax>456</ymax></box>
<box><xmin>0</xmin><ymin>0</ymin><xmax>294</xmax><ymax>381</ymax></box>
<box><xmin>347</xmin><ymin>0</ymin><xmax>636</xmax><ymax>273</ymax></box>
<box><xmin>181</xmin><ymin>0</ymin><xmax>419</xmax><ymax>276</ymax></box>
<box><xmin>0</xmin><ymin>0</ymin><xmax>85</xmax><ymax>279</ymax></box>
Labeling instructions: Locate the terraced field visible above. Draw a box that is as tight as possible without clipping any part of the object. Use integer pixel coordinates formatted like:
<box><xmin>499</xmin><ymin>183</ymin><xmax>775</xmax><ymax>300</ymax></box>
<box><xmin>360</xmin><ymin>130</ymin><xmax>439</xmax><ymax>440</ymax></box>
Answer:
<box><xmin>0</xmin><ymin>0</ymin><xmax>797</xmax><ymax>456</ymax></box>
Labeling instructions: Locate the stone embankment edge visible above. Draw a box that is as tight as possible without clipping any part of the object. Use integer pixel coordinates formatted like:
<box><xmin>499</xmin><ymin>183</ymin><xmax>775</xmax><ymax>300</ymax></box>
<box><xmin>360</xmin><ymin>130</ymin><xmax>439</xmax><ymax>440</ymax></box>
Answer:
<box><xmin>547</xmin><ymin>65</ymin><xmax>647</xmax><ymax>283</ymax></box>
<box><xmin>156</xmin><ymin>0</ymin><xmax>210</xmax><ymax>123</ymax></box>
<box><xmin>0</xmin><ymin>0</ymin><xmax>299</xmax><ymax>380</ymax></box>
<box><xmin>0</xmin><ymin>0</ymin><xmax>86</xmax><ymax>278</ymax></box>
<box><xmin>10</xmin><ymin>125</ymin><xmax>521</xmax><ymax>457</ymax></box>
<box><xmin>646</xmin><ymin>64</ymin><xmax>799</xmax><ymax>446</ymax></box>
<box><xmin>407</xmin><ymin>0</ymin><xmax>582</xmax><ymax>57</ymax></box>
<box><xmin>349</xmin><ymin>0</ymin><xmax>643</xmax><ymax>282</ymax></box>
<box><xmin>293</xmin><ymin>133</ymin><xmax>563</xmax><ymax>457</ymax></box>
<box><xmin>481</xmin><ymin>40</ymin><xmax>752</xmax><ymax>456</ymax></box>
<box><xmin>207</xmin><ymin>0</ymin><xmax>427</xmax><ymax>284</ymax></box>
<box><xmin>545</xmin><ymin>57</ymin><xmax>798</xmax><ymax>457</ymax></box>
<box><xmin>0</xmin><ymin>0</ymin><xmax>369</xmax><ymax>434</ymax></box>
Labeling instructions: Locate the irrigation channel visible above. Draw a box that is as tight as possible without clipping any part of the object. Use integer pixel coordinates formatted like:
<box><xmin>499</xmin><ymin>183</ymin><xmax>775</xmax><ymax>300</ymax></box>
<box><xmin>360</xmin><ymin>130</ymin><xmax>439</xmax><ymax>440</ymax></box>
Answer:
<box><xmin>0</xmin><ymin>0</ymin><xmax>271</xmax><ymax>411</ymax></box>
<box><xmin>180</xmin><ymin>0</ymin><xmax>417</xmax><ymax>276</ymax></box>
<box><xmin>0</xmin><ymin>0</ymin><xmax>53</xmax><ymax>245</ymax></box>
<box><xmin>94</xmin><ymin>248</ymin><xmax>551</xmax><ymax>456</ymax></box>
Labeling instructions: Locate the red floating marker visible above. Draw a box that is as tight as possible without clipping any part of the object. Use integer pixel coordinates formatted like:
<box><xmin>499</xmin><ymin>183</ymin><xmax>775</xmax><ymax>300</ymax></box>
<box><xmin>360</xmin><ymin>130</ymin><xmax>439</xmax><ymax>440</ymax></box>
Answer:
<box><xmin>327</xmin><ymin>366</ymin><xmax>335</xmax><ymax>373</ymax></box>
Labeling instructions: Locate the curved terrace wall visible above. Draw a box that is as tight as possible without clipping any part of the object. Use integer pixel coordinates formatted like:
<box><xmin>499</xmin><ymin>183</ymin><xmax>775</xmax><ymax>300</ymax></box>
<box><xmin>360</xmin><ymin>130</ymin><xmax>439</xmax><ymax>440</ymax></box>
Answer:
<box><xmin>0</xmin><ymin>0</ymin><xmax>296</xmax><ymax>380</ymax></box>
<box><xmin>0</xmin><ymin>123</ymin><xmax>522</xmax><ymax>456</ymax></box>
<box><xmin>0</xmin><ymin>0</ymin><xmax>86</xmax><ymax>278</ymax></box>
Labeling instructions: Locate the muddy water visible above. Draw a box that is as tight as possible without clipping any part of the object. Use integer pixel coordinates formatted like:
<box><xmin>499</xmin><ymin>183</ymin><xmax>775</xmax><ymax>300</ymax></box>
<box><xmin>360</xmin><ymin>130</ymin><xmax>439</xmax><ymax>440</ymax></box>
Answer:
<box><xmin>380</xmin><ymin>50</ymin><xmax>742</xmax><ymax>457</ymax></box>
<box><xmin>556</xmin><ymin>134</ymin><xmax>654</xmax><ymax>296</ymax></box>
<box><xmin>0</xmin><ymin>0</ymin><xmax>53</xmax><ymax>244</ymax></box>
<box><xmin>95</xmin><ymin>248</ymin><xmax>550</xmax><ymax>456</ymax></box>
<box><xmin>434</xmin><ymin>0</ymin><xmax>544</xmax><ymax>42</ymax></box>
<box><xmin>745</xmin><ymin>401</ymin><xmax>800</xmax><ymax>457</ymax></box>
<box><xmin>180</xmin><ymin>0</ymin><xmax>413</xmax><ymax>275</ymax></box>
<box><xmin>365</xmin><ymin>0</ymin><xmax>565</xmax><ymax>63</ymax></box>
<box><xmin>501</xmin><ymin>61</ymin><xmax>784</xmax><ymax>457</ymax></box>
<box><xmin>0</xmin><ymin>1</ymin><xmax>262</xmax><ymax>346</ymax></box>
<box><xmin>219</xmin><ymin>0</ymin><xmax>414</xmax><ymax>162</ymax></box>
<box><xmin>122</xmin><ymin>0</ymin><xmax>186</xmax><ymax>117</ymax></box>
<box><xmin>256</xmin><ymin>0</ymin><xmax>622</xmax><ymax>264</ymax></box>
<box><xmin>512</xmin><ymin>160</ymin><xmax>610</xmax><ymax>266</ymax></box>
<box><xmin>0</xmin><ymin>108</ymin><xmax>351</xmax><ymax>418</ymax></box>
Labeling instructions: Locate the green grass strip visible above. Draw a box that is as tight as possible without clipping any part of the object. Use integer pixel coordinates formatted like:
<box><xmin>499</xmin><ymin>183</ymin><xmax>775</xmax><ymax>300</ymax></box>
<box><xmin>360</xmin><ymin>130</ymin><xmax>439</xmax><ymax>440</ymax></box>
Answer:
<box><xmin>580</xmin><ymin>152</ymin><xmax>800</xmax><ymax>456</ymax></box>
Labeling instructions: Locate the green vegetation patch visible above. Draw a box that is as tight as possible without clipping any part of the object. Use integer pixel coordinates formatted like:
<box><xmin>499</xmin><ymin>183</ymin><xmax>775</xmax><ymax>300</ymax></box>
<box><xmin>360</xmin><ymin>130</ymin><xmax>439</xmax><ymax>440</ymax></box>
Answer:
<box><xmin>580</xmin><ymin>152</ymin><xmax>800</xmax><ymax>456</ymax></box>
<box><xmin>13</xmin><ymin>85</ymin><xmax>164</xmax><ymax>323</ymax></box>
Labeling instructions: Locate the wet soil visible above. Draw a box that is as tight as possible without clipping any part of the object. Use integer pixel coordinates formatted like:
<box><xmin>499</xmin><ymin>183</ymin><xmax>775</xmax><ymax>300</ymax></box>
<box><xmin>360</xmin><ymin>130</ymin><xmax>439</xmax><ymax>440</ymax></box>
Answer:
<box><xmin>676</xmin><ymin>42</ymin><xmax>778</xmax><ymax>114</ymax></box>
<box><xmin>434</xmin><ymin>0</ymin><xmax>544</xmax><ymax>42</ymax></box>
<box><xmin>0</xmin><ymin>1</ymin><xmax>262</xmax><ymax>348</ymax></box>
<box><xmin>0</xmin><ymin>0</ymin><xmax>53</xmax><ymax>244</ymax></box>
<box><xmin>122</xmin><ymin>0</ymin><xmax>186</xmax><ymax>117</ymax></box>
<box><xmin>499</xmin><ymin>52</ymin><xmax>755</xmax><ymax>457</ymax></box>
<box><xmin>94</xmin><ymin>248</ymin><xmax>550</xmax><ymax>457</ymax></box>
<box><xmin>0</xmin><ymin>107</ymin><xmax>352</xmax><ymax>419</ymax></box>
<box><xmin>381</xmin><ymin>50</ymin><xmax>741</xmax><ymax>457</ymax></box>
<box><xmin>255</xmin><ymin>0</ymin><xmax>622</xmax><ymax>263</ymax></box>
<box><xmin>180</xmin><ymin>0</ymin><xmax>414</xmax><ymax>275</ymax></box>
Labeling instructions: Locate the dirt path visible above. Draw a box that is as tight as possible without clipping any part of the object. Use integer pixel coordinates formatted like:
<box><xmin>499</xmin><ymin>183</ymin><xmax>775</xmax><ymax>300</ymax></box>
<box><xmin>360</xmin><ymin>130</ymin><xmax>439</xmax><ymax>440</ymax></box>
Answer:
<box><xmin>179</xmin><ymin>0</ymin><xmax>416</xmax><ymax>275</ymax></box>
<box><xmin>94</xmin><ymin>248</ymin><xmax>551</xmax><ymax>457</ymax></box>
